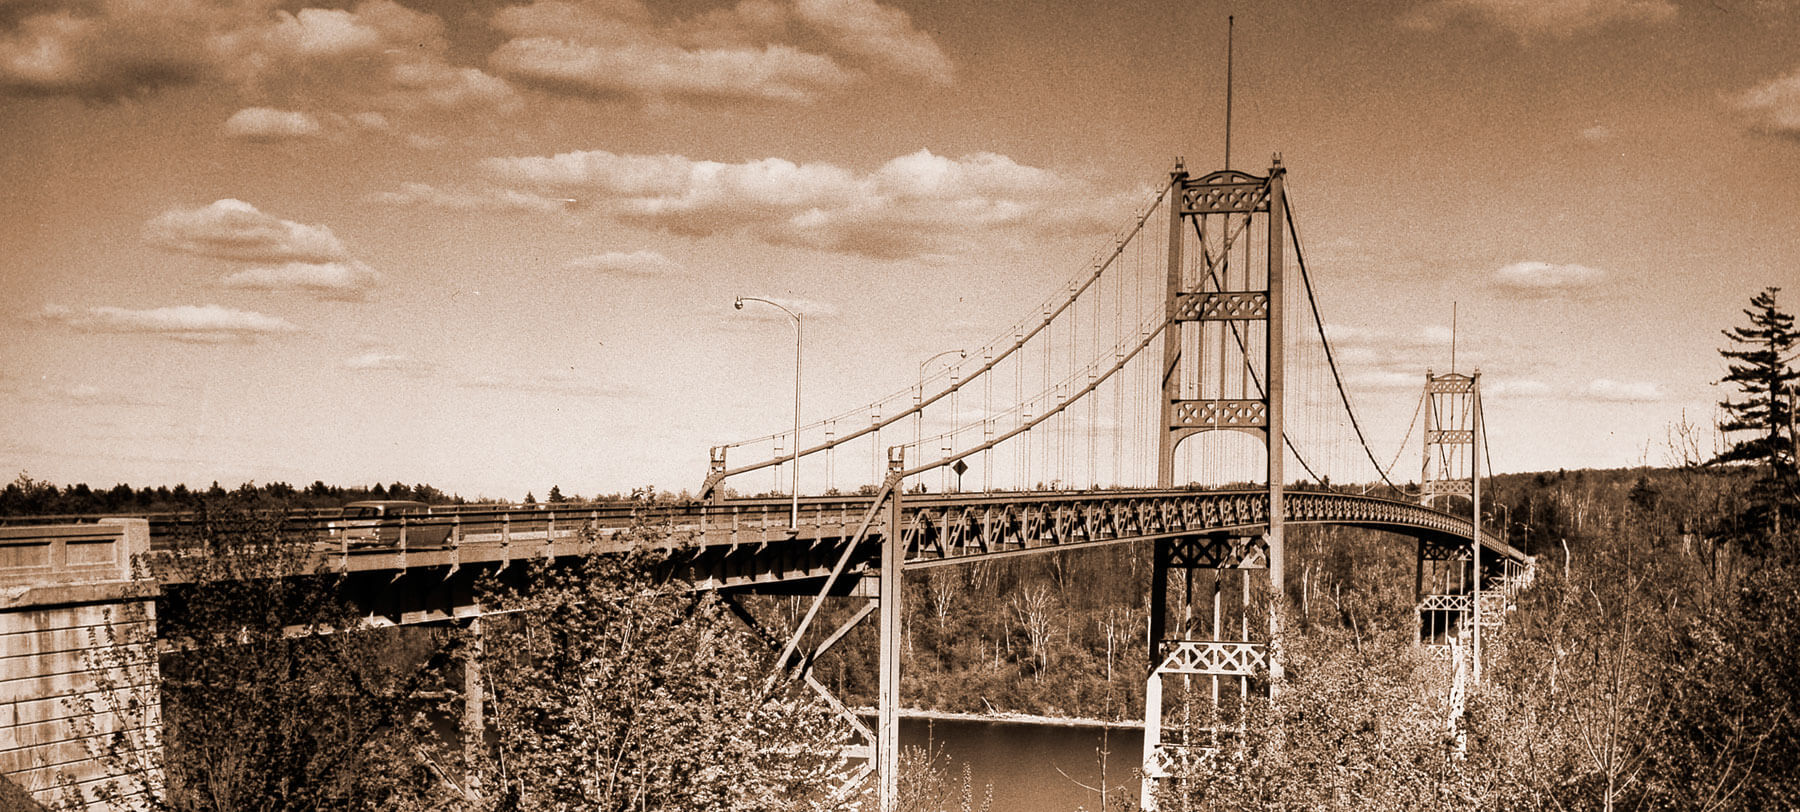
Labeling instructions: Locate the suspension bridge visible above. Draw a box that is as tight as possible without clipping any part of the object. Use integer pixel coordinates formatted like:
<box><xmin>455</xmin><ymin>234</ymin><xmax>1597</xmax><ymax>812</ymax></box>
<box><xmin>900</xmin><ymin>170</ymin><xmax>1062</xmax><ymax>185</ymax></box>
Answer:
<box><xmin>1</xmin><ymin>159</ymin><xmax>1534</xmax><ymax>810</ymax></box>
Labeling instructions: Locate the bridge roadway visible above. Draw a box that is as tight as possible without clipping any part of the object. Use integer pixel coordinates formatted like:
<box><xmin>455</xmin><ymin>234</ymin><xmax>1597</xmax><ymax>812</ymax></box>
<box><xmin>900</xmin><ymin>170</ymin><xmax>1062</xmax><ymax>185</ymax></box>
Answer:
<box><xmin>120</xmin><ymin>488</ymin><xmax>1523</xmax><ymax>603</ymax></box>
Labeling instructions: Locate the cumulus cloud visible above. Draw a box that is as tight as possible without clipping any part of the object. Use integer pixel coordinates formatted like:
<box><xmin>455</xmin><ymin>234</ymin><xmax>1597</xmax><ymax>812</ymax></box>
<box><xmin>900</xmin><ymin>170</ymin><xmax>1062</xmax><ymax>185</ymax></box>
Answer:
<box><xmin>222</xmin><ymin>106</ymin><xmax>322</xmax><ymax>141</ymax></box>
<box><xmin>790</xmin><ymin>0</ymin><xmax>952</xmax><ymax>84</ymax></box>
<box><xmin>1403</xmin><ymin>0</ymin><xmax>1676</xmax><ymax>37</ymax></box>
<box><xmin>475</xmin><ymin>147</ymin><xmax>1113</xmax><ymax>258</ymax></box>
<box><xmin>1583</xmin><ymin>378</ymin><xmax>1664</xmax><ymax>402</ymax></box>
<box><xmin>222</xmin><ymin>261</ymin><xmax>379</xmax><ymax>301</ymax></box>
<box><xmin>487</xmin><ymin>0</ymin><xmax>948</xmax><ymax>104</ymax></box>
<box><xmin>1729</xmin><ymin>68</ymin><xmax>1800</xmax><ymax>141</ymax></box>
<box><xmin>368</xmin><ymin>182</ymin><xmax>579</xmax><ymax>213</ymax></box>
<box><xmin>1492</xmin><ymin>261</ymin><xmax>1605</xmax><ymax>297</ymax></box>
<box><xmin>145</xmin><ymin>199</ymin><xmax>348</xmax><ymax>263</ymax></box>
<box><xmin>1</xmin><ymin>0</ymin><xmax>517</xmax><ymax>135</ymax></box>
<box><xmin>35</xmin><ymin>303</ymin><xmax>299</xmax><ymax>343</ymax></box>
<box><xmin>216</xmin><ymin>1</ymin><xmax>519</xmax><ymax>115</ymax></box>
<box><xmin>561</xmin><ymin>250</ymin><xmax>684</xmax><ymax>278</ymax></box>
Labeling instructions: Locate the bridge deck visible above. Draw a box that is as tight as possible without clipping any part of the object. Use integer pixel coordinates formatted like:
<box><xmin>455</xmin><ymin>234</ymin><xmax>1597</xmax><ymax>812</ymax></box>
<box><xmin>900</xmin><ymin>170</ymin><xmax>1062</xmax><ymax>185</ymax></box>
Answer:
<box><xmin>5</xmin><ymin>489</ymin><xmax>1523</xmax><ymax>594</ymax></box>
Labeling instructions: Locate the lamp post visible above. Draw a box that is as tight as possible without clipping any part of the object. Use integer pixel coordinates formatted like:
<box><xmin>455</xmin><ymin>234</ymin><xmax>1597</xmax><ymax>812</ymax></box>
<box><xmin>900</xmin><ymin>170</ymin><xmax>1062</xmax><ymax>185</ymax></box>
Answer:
<box><xmin>917</xmin><ymin>349</ymin><xmax>967</xmax><ymax>490</ymax></box>
<box><xmin>736</xmin><ymin>297</ymin><xmax>801</xmax><ymax>529</ymax></box>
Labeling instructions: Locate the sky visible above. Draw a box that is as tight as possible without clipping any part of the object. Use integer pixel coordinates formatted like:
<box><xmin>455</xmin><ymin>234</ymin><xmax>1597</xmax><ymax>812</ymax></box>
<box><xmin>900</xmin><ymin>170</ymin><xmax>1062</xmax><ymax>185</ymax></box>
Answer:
<box><xmin>3</xmin><ymin>0</ymin><xmax>1798</xmax><ymax>501</ymax></box>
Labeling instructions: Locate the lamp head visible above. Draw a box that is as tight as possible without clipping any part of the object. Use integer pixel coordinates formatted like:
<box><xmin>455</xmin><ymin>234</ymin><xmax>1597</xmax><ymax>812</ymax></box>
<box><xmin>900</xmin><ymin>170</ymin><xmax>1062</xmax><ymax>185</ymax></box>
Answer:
<box><xmin>734</xmin><ymin>298</ymin><xmax>744</xmax><ymax>310</ymax></box>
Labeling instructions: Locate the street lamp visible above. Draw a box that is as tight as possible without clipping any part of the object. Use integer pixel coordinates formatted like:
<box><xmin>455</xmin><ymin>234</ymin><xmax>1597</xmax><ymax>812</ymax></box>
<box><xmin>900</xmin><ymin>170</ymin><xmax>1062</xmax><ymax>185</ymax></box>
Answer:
<box><xmin>917</xmin><ymin>349</ymin><xmax>967</xmax><ymax>488</ymax></box>
<box><xmin>736</xmin><ymin>297</ymin><xmax>801</xmax><ymax>529</ymax></box>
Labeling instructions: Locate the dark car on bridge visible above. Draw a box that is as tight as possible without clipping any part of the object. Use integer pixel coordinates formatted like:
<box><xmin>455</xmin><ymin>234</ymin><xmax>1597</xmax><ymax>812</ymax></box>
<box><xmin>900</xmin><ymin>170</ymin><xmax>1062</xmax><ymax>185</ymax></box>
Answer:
<box><xmin>326</xmin><ymin>500</ymin><xmax>453</xmax><ymax>548</ymax></box>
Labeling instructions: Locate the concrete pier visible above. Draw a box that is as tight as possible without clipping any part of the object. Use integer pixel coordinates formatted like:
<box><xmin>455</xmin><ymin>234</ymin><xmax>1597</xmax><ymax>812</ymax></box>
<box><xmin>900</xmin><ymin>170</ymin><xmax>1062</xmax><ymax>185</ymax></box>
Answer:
<box><xmin>2</xmin><ymin>519</ymin><xmax>160</xmax><ymax>809</ymax></box>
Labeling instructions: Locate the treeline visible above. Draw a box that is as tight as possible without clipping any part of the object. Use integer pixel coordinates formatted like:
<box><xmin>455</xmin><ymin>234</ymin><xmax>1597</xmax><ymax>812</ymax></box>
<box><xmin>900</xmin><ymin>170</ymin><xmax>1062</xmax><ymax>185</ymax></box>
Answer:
<box><xmin>0</xmin><ymin>473</ymin><xmax>469</xmax><ymax>517</ymax></box>
<box><xmin>0</xmin><ymin>474</ymin><xmax>678</xmax><ymax>518</ymax></box>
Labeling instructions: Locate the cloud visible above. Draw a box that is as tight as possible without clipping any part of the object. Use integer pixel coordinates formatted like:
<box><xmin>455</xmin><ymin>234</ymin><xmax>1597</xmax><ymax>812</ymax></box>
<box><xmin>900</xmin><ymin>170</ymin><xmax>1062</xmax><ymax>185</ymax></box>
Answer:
<box><xmin>487</xmin><ymin>0</ymin><xmax>947</xmax><ymax>104</ymax></box>
<box><xmin>145</xmin><ymin>199</ymin><xmax>348</xmax><ymax>263</ymax></box>
<box><xmin>221</xmin><ymin>261</ymin><xmax>379</xmax><ymax>301</ymax></box>
<box><xmin>1</xmin><ymin>0</ymin><xmax>517</xmax><ymax>137</ymax></box>
<box><xmin>1491</xmin><ymin>261</ymin><xmax>1605</xmax><ymax>297</ymax></box>
<box><xmin>791</xmin><ymin>0</ymin><xmax>951</xmax><ymax>84</ymax></box>
<box><xmin>1583</xmin><ymin>378</ymin><xmax>1664</xmax><ymax>402</ymax></box>
<box><xmin>0</xmin><ymin>0</ymin><xmax>222</xmax><ymax>99</ymax></box>
<box><xmin>216</xmin><ymin>1</ymin><xmax>520</xmax><ymax>115</ymax></box>
<box><xmin>1402</xmin><ymin>0</ymin><xmax>1676</xmax><ymax>37</ymax></box>
<box><xmin>560</xmin><ymin>250</ymin><xmax>684</xmax><ymax>278</ymax></box>
<box><xmin>1579</xmin><ymin>124</ymin><xmax>1614</xmax><ymax>142</ymax></box>
<box><xmin>491</xmin><ymin>36</ymin><xmax>849</xmax><ymax>104</ymax></box>
<box><xmin>344</xmin><ymin>352</ymin><xmax>433</xmax><ymax>374</ymax></box>
<box><xmin>1325</xmin><ymin>324</ymin><xmax>1455</xmax><ymax>391</ymax></box>
<box><xmin>368</xmin><ymin>182</ymin><xmax>579</xmax><ymax>213</ymax></box>
<box><xmin>1729</xmin><ymin>68</ymin><xmax>1800</xmax><ymax>141</ymax></box>
<box><xmin>35</xmin><ymin>303</ymin><xmax>299</xmax><ymax>343</ymax></box>
<box><xmin>1484</xmin><ymin>378</ymin><xmax>1553</xmax><ymax>398</ymax></box>
<box><xmin>477</xmin><ymin>147</ymin><xmax>1114</xmax><ymax>258</ymax></box>
<box><xmin>0</xmin><ymin>379</ymin><xmax>169</xmax><ymax>408</ymax></box>
<box><xmin>222</xmin><ymin>106</ymin><xmax>323</xmax><ymax>141</ymax></box>
<box><xmin>1346</xmin><ymin>369</ymin><xmax>1429</xmax><ymax>393</ymax></box>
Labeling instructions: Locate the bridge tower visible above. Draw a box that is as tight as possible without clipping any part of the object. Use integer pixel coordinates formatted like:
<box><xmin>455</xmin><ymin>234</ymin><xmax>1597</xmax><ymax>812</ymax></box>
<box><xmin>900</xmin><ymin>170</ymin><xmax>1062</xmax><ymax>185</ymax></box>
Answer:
<box><xmin>1143</xmin><ymin>159</ymin><xmax>1287</xmax><ymax>805</ymax></box>
<box><xmin>1414</xmin><ymin>370</ymin><xmax>1486</xmax><ymax>681</ymax></box>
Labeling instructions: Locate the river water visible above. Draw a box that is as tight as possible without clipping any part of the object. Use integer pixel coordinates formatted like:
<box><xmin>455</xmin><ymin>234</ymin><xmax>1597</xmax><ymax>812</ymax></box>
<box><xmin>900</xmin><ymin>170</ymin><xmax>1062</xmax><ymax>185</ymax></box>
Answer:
<box><xmin>898</xmin><ymin>717</ymin><xmax>1143</xmax><ymax>812</ymax></box>
<box><xmin>430</xmin><ymin>712</ymin><xmax>1141</xmax><ymax>810</ymax></box>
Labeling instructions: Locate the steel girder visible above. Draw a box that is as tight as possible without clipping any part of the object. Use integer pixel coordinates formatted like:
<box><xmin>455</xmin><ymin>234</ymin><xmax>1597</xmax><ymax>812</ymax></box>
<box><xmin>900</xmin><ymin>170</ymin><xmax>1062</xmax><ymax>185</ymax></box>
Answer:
<box><xmin>893</xmin><ymin>489</ymin><xmax>1520</xmax><ymax>568</ymax></box>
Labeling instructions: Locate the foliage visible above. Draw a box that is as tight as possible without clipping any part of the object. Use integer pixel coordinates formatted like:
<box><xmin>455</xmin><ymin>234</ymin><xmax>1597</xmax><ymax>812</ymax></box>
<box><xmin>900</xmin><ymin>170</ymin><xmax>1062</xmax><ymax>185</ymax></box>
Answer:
<box><xmin>475</xmin><ymin>531</ymin><xmax>852</xmax><ymax>812</ymax></box>
<box><xmin>1714</xmin><ymin>286</ymin><xmax>1799</xmax><ymax>540</ymax></box>
<box><xmin>1166</xmin><ymin>577</ymin><xmax>1475</xmax><ymax>811</ymax></box>
<box><xmin>1643</xmin><ymin>548</ymin><xmax>1800</xmax><ymax>809</ymax></box>
<box><xmin>70</xmin><ymin>498</ymin><xmax>454</xmax><ymax>811</ymax></box>
<box><xmin>1716</xmin><ymin>287</ymin><xmax>1798</xmax><ymax>468</ymax></box>
<box><xmin>896</xmin><ymin>739</ymin><xmax>993</xmax><ymax>812</ymax></box>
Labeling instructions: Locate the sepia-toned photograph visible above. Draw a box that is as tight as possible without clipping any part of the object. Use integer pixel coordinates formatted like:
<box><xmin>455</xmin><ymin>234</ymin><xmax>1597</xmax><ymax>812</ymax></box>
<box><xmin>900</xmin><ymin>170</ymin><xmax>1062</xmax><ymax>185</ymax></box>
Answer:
<box><xmin>3</xmin><ymin>1</ymin><xmax>1797</xmax><ymax>810</ymax></box>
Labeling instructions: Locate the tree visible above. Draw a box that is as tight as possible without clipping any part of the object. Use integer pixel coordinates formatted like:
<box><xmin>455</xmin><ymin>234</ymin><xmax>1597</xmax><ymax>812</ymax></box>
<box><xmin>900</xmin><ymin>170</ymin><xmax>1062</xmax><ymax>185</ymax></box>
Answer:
<box><xmin>476</xmin><ymin>529</ymin><xmax>852</xmax><ymax>811</ymax></box>
<box><xmin>72</xmin><ymin>498</ymin><xmax>455</xmax><ymax>811</ymax></box>
<box><xmin>1715</xmin><ymin>287</ymin><xmax>1799</xmax><ymax>539</ymax></box>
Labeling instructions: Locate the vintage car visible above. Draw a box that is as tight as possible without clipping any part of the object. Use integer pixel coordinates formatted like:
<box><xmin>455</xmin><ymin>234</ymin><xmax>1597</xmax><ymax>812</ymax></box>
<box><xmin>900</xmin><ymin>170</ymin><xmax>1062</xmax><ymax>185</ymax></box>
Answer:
<box><xmin>325</xmin><ymin>500</ymin><xmax>453</xmax><ymax>548</ymax></box>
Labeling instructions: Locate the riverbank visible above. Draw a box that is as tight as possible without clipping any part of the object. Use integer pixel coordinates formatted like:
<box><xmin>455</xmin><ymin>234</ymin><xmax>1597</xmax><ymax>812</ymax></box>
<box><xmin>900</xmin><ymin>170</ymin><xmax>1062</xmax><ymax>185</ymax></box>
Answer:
<box><xmin>857</xmin><ymin>706</ymin><xmax>1143</xmax><ymax>730</ymax></box>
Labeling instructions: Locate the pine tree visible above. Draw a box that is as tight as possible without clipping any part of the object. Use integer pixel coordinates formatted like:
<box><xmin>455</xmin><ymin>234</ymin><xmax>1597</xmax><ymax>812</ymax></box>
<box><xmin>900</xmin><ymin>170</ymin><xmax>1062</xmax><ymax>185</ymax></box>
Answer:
<box><xmin>1715</xmin><ymin>287</ymin><xmax>1799</xmax><ymax>538</ymax></box>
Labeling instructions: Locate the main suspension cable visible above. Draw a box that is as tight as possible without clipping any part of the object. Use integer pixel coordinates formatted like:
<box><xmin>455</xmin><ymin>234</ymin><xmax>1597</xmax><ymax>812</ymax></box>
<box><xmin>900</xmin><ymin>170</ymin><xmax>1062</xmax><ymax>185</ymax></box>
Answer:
<box><xmin>1285</xmin><ymin>193</ymin><xmax>1407</xmax><ymax>493</ymax></box>
<box><xmin>1365</xmin><ymin>388</ymin><xmax>1425</xmax><ymax>496</ymax></box>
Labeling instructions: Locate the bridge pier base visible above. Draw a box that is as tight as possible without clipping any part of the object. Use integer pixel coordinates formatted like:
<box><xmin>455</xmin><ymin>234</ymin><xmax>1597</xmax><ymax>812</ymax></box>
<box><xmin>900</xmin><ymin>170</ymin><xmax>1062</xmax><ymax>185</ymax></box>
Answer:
<box><xmin>1141</xmin><ymin>532</ymin><xmax>1270</xmax><ymax>810</ymax></box>
<box><xmin>1</xmin><ymin>519</ymin><xmax>161</xmax><ymax>809</ymax></box>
